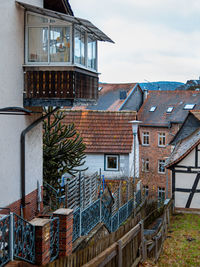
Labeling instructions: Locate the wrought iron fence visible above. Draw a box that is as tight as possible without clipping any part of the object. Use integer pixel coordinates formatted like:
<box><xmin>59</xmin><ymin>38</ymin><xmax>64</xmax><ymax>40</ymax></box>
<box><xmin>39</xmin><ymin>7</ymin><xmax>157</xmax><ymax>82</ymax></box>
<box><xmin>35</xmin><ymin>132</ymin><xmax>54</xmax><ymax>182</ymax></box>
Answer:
<box><xmin>81</xmin><ymin>199</ymin><xmax>101</xmax><ymax>236</ymax></box>
<box><xmin>50</xmin><ymin>217</ymin><xmax>59</xmax><ymax>262</ymax></box>
<box><xmin>0</xmin><ymin>215</ymin><xmax>10</xmax><ymax>267</ymax></box>
<box><xmin>13</xmin><ymin>213</ymin><xmax>35</xmax><ymax>264</ymax></box>
<box><xmin>72</xmin><ymin>191</ymin><xmax>142</xmax><ymax>242</ymax></box>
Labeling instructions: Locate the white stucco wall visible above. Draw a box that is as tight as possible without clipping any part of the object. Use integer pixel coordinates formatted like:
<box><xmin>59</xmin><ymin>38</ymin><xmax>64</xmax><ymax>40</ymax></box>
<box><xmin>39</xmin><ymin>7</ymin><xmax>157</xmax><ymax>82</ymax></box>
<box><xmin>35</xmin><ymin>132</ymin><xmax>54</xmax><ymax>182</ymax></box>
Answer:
<box><xmin>175</xmin><ymin>172</ymin><xmax>200</xmax><ymax>209</ymax></box>
<box><xmin>0</xmin><ymin>0</ymin><xmax>43</xmax><ymax>208</ymax></box>
<box><xmin>81</xmin><ymin>153</ymin><xmax>130</xmax><ymax>179</ymax></box>
<box><xmin>177</xmin><ymin>148</ymin><xmax>195</xmax><ymax>167</ymax></box>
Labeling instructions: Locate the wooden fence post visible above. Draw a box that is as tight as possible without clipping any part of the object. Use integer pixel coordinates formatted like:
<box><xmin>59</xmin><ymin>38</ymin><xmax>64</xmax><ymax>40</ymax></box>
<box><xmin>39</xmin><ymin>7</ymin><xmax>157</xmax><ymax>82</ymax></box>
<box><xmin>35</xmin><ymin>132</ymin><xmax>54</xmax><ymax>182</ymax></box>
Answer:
<box><xmin>140</xmin><ymin>220</ymin><xmax>146</xmax><ymax>262</ymax></box>
<box><xmin>118</xmin><ymin>240</ymin><xmax>123</xmax><ymax>267</ymax></box>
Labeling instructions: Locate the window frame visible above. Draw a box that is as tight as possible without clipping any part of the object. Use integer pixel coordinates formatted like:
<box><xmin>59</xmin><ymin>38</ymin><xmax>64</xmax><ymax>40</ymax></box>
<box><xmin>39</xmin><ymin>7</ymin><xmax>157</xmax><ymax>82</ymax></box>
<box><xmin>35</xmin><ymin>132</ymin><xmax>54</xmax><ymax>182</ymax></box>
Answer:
<box><xmin>142</xmin><ymin>131</ymin><xmax>150</xmax><ymax>146</ymax></box>
<box><xmin>158</xmin><ymin>132</ymin><xmax>166</xmax><ymax>147</ymax></box>
<box><xmin>158</xmin><ymin>159</ymin><xmax>166</xmax><ymax>174</ymax></box>
<box><xmin>158</xmin><ymin>187</ymin><xmax>165</xmax><ymax>201</ymax></box>
<box><xmin>142</xmin><ymin>158</ymin><xmax>149</xmax><ymax>172</ymax></box>
<box><xmin>25</xmin><ymin>12</ymin><xmax>97</xmax><ymax>71</ymax></box>
<box><xmin>104</xmin><ymin>154</ymin><xmax>120</xmax><ymax>171</ymax></box>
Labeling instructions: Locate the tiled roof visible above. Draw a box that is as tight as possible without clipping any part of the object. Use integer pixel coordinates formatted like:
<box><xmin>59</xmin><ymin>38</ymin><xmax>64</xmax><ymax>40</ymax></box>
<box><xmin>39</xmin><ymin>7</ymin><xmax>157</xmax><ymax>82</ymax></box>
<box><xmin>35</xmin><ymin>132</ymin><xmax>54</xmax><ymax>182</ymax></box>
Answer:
<box><xmin>85</xmin><ymin>83</ymin><xmax>138</xmax><ymax>111</ymax></box>
<box><xmin>166</xmin><ymin>128</ymin><xmax>200</xmax><ymax>168</ymax></box>
<box><xmin>62</xmin><ymin>110</ymin><xmax>136</xmax><ymax>153</ymax></box>
<box><xmin>138</xmin><ymin>91</ymin><xmax>200</xmax><ymax>126</ymax></box>
<box><xmin>190</xmin><ymin>110</ymin><xmax>200</xmax><ymax>121</ymax></box>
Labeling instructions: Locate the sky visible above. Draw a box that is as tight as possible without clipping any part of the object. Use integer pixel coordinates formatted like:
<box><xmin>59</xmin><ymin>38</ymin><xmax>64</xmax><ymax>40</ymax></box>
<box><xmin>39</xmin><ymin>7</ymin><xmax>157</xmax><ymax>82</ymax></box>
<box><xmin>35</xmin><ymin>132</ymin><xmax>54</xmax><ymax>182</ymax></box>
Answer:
<box><xmin>71</xmin><ymin>0</ymin><xmax>200</xmax><ymax>83</ymax></box>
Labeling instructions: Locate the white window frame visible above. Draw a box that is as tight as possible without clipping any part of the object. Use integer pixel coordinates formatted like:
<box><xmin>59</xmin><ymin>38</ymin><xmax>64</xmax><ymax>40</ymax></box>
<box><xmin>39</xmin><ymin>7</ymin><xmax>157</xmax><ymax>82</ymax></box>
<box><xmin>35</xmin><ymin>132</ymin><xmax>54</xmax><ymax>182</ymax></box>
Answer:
<box><xmin>26</xmin><ymin>12</ymin><xmax>73</xmax><ymax>66</ymax></box>
<box><xmin>142</xmin><ymin>132</ymin><xmax>150</xmax><ymax>146</ymax></box>
<box><xmin>184</xmin><ymin>104</ymin><xmax>195</xmax><ymax>110</ymax></box>
<box><xmin>158</xmin><ymin>187</ymin><xmax>165</xmax><ymax>201</ymax></box>
<box><xmin>166</xmin><ymin>107</ymin><xmax>173</xmax><ymax>113</ymax></box>
<box><xmin>105</xmin><ymin>155</ymin><xmax>119</xmax><ymax>171</ymax></box>
<box><xmin>142</xmin><ymin>158</ymin><xmax>149</xmax><ymax>172</ymax></box>
<box><xmin>25</xmin><ymin>12</ymin><xmax>97</xmax><ymax>71</ymax></box>
<box><xmin>158</xmin><ymin>159</ymin><xmax>166</xmax><ymax>174</ymax></box>
<box><xmin>149</xmin><ymin>106</ymin><xmax>156</xmax><ymax>112</ymax></box>
<box><xmin>158</xmin><ymin>132</ymin><xmax>166</xmax><ymax>147</ymax></box>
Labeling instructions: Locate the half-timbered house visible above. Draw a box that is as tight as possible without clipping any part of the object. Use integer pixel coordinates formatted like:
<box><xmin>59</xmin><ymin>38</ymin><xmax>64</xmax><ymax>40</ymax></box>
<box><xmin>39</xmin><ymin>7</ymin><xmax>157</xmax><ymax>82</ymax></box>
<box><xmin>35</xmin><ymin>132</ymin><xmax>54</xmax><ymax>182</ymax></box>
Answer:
<box><xmin>166</xmin><ymin>111</ymin><xmax>200</xmax><ymax>211</ymax></box>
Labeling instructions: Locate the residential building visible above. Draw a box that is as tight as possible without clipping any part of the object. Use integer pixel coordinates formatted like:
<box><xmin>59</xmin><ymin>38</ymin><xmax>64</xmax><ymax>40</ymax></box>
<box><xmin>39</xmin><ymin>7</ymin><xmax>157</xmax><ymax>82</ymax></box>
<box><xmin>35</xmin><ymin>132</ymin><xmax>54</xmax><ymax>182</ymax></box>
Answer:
<box><xmin>166</xmin><ymin>111</ymin><xmax>200</xmax><ymax>211</ymax></box>
<box><xmin>0</xmin><ymin>0</ymin><xmax>112</xmax><ymax>220</ymax></box>
<box><xmin>137</xmin><ymin>90</ymin><xmax>200</xmax><ymax>199</ymax></box>
<box><xmin>62</xmin><ymin>110</ymin><xmax>139</xmax><ymax>179</ymax></box>
<box><xmin>74</xmin><ymin>83</ymin><xmax>143</xmax><ymax>111</ymax></box>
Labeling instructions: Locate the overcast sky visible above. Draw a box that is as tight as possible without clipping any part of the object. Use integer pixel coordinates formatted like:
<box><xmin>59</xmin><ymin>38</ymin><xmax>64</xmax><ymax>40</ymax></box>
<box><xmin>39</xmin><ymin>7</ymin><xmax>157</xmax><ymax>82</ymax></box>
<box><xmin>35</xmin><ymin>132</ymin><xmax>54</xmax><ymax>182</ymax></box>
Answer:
<box><xmin>71</xmin><ymin>0</ymin><xmax>200</xmax><ymax>83</ymax></box>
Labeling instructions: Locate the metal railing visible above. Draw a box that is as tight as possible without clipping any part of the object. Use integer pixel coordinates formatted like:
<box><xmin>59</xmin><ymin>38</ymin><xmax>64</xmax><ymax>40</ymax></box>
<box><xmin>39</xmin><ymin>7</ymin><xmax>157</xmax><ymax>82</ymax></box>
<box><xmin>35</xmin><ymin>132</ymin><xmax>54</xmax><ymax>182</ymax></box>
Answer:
<box><xmin>0</xmin><ymin>215</ymin><xmax>11</xmax><ymax>267</ymax></box>
<box><xmin>72</xmin><ymin>190</ymin><xmax>142</xmax><ymax>242</ymax></box>
<box><xmin>50</xmin><ymin>217</ymin><xmax>59</xmax><ymax>262</ymax></box>
<box><xmin>13</xmin><ymin>213</ymin><xmax>35</xmax><ymax>264</ymax></box>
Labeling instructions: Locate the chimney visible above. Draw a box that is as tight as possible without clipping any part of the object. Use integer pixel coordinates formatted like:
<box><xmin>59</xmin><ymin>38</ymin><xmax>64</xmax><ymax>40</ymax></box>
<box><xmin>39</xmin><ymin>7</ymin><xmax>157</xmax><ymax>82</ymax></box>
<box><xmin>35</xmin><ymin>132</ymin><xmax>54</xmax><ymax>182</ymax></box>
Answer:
<box><xmin>143</xmin><ymin>89</ymin><xmax>148</xmax><ymax>101</ymax></box>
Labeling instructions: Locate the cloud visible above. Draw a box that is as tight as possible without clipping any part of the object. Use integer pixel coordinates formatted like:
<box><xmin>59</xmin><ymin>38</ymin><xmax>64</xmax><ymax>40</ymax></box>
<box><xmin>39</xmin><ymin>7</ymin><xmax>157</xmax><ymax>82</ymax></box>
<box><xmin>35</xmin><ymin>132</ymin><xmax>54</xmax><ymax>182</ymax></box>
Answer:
<box><xmin>71</xmin><ymin>0</ymin><xmax>200</xmax><ymax>82</ymax></box>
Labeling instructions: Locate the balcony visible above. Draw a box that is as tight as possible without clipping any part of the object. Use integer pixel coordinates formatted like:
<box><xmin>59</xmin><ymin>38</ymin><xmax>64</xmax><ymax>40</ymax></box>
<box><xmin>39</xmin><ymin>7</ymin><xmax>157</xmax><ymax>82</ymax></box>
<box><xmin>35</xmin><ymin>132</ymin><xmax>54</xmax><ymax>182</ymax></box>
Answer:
<box><xmin>23</xmin><ymin>66</ymin><xmax>98</xmax><ymax>106</ymax></box>
<box><xmin>16</xmin><ymin>1</ymin><xmax>113</xmax><ymax>107</ymax></box>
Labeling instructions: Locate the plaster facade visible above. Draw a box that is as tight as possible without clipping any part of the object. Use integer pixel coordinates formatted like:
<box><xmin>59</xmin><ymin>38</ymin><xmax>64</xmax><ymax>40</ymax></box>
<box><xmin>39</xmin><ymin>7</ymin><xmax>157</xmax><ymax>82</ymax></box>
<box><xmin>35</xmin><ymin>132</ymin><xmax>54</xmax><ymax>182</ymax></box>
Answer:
<box><xmin>0</xmin><ymin>0</ymin><xmax>43</xmax><ymax>213</ymax></box>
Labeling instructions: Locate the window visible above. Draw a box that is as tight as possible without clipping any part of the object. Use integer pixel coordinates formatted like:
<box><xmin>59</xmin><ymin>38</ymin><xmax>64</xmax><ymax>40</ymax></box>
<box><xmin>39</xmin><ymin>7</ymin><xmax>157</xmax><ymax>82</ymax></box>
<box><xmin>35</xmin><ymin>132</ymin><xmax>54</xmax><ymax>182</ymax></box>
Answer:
<box><xmin>27</xmin><ymin>13</ymin><xmax>71</xmax><ymax>64</ymax></box>
<box><xmin>184</xmin><ymin>104</ymin><xmax>195</xmax><ymax>110</ymax></box>
<box><xmin>142</xmin><ymin>132</ymin><xmax>149</xmax><ymax>145</ymax></box>
<box><xmin>166</xmin><ymin>107</ymin><xmax>173</xmax><ymax>113</ymax></box>
<box><xmin>158</xmin><ymin>160</ymin><xmax>166</xmax><ymax>173</ymax></box>
<box><xmin>87</xmin><ymin>36</ymin><xmax>97</xmax><ymax>69</ymax></box>
<box><xmin>74</xmin><ymin>28</ymin><xmax>85</xmax><ymax>65</ymax></box>
<box><xmin>158</xmin><ymin>132</ymin><xmax>166</xmax><ymax>147</ymax></box>
<box><xmin>144</xmin><ymin>185</ymin><xmax>149</xmax><ymax>196</ymax></box>
<box><xmin>26</xmin><ymin>13</ymin><xmax>97</xmax><ymax>70</ymax></box>
<box><xmin>142</xmin><ymin>158</ymin><xmax>149</xmax><ymax>172</ymax></box>
<box><xmin>158</xmin><ymin>187</ymin><xmax>165</xmax><ymax>202</ymax></box>
<box><xmin>149</xmin><ymin>106</ymin><xmax>156</xmax><ymax>112</ymax></box>
<box><xmin>50</xmin><ymin>27</ymin><xmax>71</xmax><ymax>62</ymax></box>
<box><xmin>105</xmin><ymin>155</ymin><xmax>119</xmax><ymax>171</ymax></box>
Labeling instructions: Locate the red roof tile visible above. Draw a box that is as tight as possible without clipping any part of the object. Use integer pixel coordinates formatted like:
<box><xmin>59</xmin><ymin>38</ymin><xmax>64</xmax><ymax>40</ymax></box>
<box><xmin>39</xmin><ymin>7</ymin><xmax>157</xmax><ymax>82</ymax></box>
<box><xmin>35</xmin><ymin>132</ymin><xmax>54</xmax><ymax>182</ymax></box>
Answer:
<box><xmin>62</xmin><ymin>110</ymin><xmax>136</xmax><ymax>153</ymax></box>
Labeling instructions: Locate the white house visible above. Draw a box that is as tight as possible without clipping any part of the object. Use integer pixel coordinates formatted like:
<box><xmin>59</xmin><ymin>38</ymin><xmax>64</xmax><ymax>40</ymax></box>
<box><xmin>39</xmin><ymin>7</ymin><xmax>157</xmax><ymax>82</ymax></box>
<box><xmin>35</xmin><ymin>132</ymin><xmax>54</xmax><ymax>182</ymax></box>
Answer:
<box><xmin>0</xmin><ymin>0</ymin><xmax>112</xmax><ymax>220</ymax></box>
<box><xmin>166</xmin><ymin>111</ymin><xmax>200</xmax><ymax>212</ymax></box>
<box><xmin>62</xmin><ymin>110</ymin><xmax>140</xmax><ymax>180</ymax></box>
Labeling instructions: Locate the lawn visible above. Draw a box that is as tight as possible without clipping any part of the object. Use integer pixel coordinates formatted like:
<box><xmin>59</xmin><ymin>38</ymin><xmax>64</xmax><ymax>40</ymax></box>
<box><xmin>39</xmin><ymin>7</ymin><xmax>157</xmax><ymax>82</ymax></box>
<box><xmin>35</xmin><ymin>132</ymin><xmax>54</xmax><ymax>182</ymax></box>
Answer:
<box><xmin>141</xmin><ymin>213</ymin><xmax>200</xmax><ymax>267</ymax></box>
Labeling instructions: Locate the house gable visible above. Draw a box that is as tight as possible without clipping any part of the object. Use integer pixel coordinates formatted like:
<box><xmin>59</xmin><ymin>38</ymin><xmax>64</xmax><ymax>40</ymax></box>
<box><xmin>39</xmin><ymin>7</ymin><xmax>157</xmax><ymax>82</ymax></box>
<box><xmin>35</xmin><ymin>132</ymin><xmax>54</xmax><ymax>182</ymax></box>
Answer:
<box><xmin>44</xmin><ymin>0</ymin><xmax>74</xmax><ymax>15</ymax></box>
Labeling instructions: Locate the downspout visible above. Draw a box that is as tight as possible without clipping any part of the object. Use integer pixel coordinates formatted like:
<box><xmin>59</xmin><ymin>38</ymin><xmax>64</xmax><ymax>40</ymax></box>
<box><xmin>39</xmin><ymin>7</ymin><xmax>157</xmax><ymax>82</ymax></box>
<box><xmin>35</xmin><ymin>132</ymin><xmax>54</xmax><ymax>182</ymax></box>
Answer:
<box><xmin>21</xmin><ymin>107</ymin><xmax>60</xmax><ymax>210</ymax></box>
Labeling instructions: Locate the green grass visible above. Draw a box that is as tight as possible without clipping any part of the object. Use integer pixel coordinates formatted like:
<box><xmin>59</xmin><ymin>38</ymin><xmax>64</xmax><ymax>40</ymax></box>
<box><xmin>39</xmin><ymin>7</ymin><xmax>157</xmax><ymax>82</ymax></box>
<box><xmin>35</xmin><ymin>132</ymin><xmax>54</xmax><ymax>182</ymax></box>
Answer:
<box><xmin>141</xmin><ymin>213</ymin><xmax>200</xmax><ymax>267</ymax></box>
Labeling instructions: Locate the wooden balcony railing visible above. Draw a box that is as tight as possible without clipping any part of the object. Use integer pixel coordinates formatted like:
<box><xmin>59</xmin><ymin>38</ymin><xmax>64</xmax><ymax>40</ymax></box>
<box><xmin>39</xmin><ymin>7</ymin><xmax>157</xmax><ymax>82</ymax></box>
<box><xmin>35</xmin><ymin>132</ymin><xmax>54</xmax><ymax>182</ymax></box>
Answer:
<box><xmin>23</xmin><ymin>69</ymin><xmax>98</xmax><ymax>106</ymax></box>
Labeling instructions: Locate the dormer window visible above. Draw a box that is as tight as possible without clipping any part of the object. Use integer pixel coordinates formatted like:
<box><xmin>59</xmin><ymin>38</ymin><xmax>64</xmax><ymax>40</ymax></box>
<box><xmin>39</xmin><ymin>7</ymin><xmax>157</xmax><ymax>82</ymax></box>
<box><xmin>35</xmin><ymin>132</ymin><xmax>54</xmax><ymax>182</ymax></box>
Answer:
<box><xmin>184</xmin><ymin>104</ymin><xmax>195</xmax><ymax>110</ymax></box>
<box><xmin>166</xmin><ymin>107</ymin><xmax>173</xmax><ymax>113</ymax></box>
<box><xmin>149</xmin><ymin>106</ymin><xmax>156</xmax><ymax>112</ymax></box>
<box><xmin>26</xmin><ymin>12</ymin><xmax>97</xmax><ymax>70</ymax></box>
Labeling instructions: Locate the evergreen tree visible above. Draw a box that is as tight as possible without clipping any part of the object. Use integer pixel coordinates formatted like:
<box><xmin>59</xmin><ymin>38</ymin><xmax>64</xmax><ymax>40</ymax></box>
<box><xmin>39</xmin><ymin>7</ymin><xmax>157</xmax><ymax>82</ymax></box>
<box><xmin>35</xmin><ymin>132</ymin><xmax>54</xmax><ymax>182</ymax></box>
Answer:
<box><xmin>43</xmin><ymin>107</ymin><xmax>86</xmax><ymax>191</ymax></box>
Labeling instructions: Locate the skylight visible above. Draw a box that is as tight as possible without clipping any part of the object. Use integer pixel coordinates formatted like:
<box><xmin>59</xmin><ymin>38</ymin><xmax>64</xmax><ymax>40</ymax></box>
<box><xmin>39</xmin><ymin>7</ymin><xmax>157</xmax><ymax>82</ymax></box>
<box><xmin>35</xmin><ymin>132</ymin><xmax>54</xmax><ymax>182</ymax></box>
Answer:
<box><xmin>166</xmin><ymin>107</ymin><xmax>173</xmax><ymax>113</ymax></box>
<box><xmin>183</xmin><ymin>104</ymin><xmax>195</xmax><ymax>110</ymax></box>
<box><xmin>149</xmin><ymin>106</ymin><xmax>156</xmax><ymax>112</ymax></box>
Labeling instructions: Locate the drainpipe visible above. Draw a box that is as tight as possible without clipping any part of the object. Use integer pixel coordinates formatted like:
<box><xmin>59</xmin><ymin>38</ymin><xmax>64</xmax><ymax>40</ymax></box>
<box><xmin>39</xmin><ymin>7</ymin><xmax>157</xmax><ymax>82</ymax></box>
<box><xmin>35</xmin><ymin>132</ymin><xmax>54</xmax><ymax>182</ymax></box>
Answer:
<box><xmin>21</xmin><ymin>107</ymin><xmax>60</xmax><ymax>211</ymax></box>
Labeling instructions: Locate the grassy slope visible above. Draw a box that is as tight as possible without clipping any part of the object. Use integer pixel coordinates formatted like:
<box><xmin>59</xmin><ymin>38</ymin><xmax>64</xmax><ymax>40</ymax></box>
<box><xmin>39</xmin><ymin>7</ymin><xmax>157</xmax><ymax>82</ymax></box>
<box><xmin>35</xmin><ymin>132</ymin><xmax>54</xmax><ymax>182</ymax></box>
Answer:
<box><xmin>141</xmin><ymin>213</ymin><xmax>200</xmax><ymax>267</ymax></box>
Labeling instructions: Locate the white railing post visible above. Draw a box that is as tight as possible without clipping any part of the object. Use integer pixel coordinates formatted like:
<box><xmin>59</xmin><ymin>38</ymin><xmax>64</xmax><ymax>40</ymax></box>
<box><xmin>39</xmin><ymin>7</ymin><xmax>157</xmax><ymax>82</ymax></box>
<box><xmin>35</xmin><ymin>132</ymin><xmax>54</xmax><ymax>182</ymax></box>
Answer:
<box><xmin>9</xmin><ymin>212</ymin><xmax>14</xmax><ymax>261</ymax></box>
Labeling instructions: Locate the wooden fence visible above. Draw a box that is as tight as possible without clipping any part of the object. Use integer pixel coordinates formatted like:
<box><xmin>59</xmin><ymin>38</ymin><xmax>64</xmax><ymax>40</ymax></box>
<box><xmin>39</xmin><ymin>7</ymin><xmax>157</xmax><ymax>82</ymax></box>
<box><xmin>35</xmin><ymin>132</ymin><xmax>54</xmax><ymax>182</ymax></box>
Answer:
<box><xmin>65</xmin><ymin>172</ymin><xmax>99</xmax><ymax>210</ymax></box>
<box><xmin>45</xmin><ymin>199</ymin><xmax>172</xmax><ymax>267</ymax></box>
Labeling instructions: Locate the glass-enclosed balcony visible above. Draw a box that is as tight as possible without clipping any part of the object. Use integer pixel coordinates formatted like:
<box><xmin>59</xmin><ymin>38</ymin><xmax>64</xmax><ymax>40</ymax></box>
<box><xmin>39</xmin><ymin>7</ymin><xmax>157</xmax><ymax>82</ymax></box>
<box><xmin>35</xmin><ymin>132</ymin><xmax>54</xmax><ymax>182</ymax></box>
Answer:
<box><xmin>16</xmin><ymin>1</ymin><xmax>113</xmax><ymax>106</ymax></box>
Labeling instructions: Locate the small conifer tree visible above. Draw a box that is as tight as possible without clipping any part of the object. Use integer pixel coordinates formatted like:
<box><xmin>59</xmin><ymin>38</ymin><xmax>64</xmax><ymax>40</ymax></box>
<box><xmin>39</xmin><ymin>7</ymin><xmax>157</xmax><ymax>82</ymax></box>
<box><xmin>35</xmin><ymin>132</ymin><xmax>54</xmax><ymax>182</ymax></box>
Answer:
<box><xmin>43</xmin><ymin>107</ymin><xmax>86</xmax><ymax>192</ymax></box>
